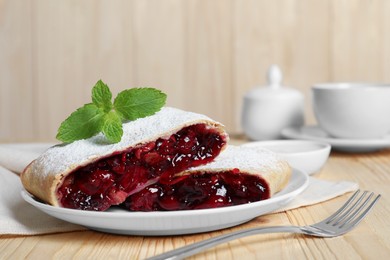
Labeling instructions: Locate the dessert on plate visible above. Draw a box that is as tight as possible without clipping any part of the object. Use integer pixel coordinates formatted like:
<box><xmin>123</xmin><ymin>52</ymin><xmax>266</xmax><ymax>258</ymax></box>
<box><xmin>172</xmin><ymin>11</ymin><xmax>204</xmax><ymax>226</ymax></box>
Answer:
<box><xmin>21</xmin><ymin>107</ymin><xmax>291</xmax><ymax>212</ymax></box>
<box><xmin>21</xmin><ymin>107</ymin><xmax>228</xmax><ymax>211</ymax></box>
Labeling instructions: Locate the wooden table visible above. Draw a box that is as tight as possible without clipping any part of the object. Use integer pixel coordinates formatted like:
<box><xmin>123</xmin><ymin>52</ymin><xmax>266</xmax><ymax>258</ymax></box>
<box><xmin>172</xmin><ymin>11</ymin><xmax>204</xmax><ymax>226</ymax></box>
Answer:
<box><xmin>1</xmin><ymin>146</ymin><xmax>389</xmax><ymax>259</ymax></box>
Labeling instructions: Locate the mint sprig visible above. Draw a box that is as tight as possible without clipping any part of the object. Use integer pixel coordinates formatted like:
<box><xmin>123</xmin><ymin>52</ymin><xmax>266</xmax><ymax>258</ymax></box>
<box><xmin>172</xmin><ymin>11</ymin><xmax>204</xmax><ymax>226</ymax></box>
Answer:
<box><xmin>56</xmin><ymin>80</ymin><xmax>167</xmax><ymax>143</ymax></box>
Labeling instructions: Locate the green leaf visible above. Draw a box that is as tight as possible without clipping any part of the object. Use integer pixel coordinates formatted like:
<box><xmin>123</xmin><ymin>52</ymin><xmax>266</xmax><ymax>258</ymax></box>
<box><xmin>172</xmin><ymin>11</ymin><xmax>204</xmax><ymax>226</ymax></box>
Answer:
<box><xmin>102</xmin><ymin>111</ymin><xmax>123</xmax><ymax>143</ymax></box>
<box><xmin>92</xmin><ymin>80</ymin><xmax>112</xmax><ymax>112</ymax></box>
<box><xmin>56</xmin><ymin>81</ymin><xmax>167</xmax><ymax>144</ymax></box>
<box><xmin>56</xmin><ymin>103</ymin><xmax>104</xmax><ymax>143</ymax></box>
<box><xmin>113</xmin><ymin>88</ymin><xmax>167</xmax><ymax>121</ymax></box>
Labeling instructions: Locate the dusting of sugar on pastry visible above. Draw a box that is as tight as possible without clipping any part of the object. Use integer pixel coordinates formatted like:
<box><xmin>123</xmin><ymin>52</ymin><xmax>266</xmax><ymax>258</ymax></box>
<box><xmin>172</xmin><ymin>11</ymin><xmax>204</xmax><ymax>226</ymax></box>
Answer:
<box><xmin>187</xmin><ymin>145</ymin><xmax>284</xmax><ymax>173</ymax></box>
<box><xmin>184</xmin><ymin>145</ymin><xmax>291</xmax><ymax>196</ymax></box>
<box><xmin>28</xmin><ymin>107</ymin><xmax>225</xmax><ymax>180</ymax></box>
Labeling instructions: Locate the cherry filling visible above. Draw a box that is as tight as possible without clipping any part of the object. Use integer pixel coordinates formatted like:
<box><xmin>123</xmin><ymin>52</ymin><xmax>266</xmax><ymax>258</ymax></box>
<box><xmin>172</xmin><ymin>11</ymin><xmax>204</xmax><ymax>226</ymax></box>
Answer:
<box><xmin>57</xmin><ymin>124</ymin><xmax>227</xmax><ymax>211</ymax></box>
<box><xmin>123</xmin><ymin>170</ymin><xmax>270</xmax><ymax>211</ymax></box>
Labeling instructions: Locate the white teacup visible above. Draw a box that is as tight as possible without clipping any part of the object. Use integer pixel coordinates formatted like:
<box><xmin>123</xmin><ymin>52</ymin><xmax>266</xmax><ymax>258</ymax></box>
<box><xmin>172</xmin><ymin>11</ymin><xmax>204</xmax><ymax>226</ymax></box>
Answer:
<box><xmin>312</xmin><ymin>83</ymin><xmax>390</xmax><ymax>139</ymax></box>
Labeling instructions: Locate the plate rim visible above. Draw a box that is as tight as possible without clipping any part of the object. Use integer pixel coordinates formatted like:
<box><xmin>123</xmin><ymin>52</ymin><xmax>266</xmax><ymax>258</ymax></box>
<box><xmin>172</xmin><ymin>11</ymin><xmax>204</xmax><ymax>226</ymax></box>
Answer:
<box><xmin>21</xmin><ymin>169</ymin><xmax>309</xmax><ymax>235</ymax></box>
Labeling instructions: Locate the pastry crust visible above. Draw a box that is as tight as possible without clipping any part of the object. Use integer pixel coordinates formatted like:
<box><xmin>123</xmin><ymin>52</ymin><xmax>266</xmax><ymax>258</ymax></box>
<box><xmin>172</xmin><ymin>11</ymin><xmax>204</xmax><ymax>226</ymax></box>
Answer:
<box><xmin>20</xmin><ymin>107</ymin><xmax>228</xmax><ymax>207</ymax></box>
<box><xmin>179</xmin><ymin>145</ymin><xmax>291</xmax><ymax>197</ymax></box>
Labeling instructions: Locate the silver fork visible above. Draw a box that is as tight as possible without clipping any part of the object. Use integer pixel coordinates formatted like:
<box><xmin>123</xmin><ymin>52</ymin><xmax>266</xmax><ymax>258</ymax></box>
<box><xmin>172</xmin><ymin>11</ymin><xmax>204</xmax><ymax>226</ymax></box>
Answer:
<box><xmin>148</xmin><ymin>190</ymin><xmax>380</xmax><ymax>260</ymax></box>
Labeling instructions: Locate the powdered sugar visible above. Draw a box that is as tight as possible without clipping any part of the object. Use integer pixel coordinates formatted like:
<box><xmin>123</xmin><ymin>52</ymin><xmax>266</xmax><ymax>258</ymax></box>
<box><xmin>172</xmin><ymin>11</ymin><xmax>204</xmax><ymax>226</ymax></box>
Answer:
<box><xmin>187</xmin><ymin>145</ymin><xmax>284</xmax><ymax>173</ymax></box>
<box><xmin>29</xmin><ymin>107</ymin><xmax>224</xmax><ymax>179</ymax></box>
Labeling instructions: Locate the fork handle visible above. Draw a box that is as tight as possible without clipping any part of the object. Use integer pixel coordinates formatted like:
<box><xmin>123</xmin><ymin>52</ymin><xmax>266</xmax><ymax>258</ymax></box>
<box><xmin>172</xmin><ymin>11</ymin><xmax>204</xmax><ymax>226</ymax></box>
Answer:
<box><xmin>147</xmin><ymin>226</ymin><xmax>303</xmax><ymax>260</ymax></box>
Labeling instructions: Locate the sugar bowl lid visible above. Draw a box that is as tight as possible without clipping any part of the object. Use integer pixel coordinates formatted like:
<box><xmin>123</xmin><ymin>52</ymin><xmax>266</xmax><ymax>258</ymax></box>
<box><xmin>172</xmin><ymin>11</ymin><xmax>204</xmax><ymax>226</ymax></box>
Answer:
<box><xmin>244</xmin><ymin>65</ymin><xmax>303</xmax><ymax>99</ymax></box>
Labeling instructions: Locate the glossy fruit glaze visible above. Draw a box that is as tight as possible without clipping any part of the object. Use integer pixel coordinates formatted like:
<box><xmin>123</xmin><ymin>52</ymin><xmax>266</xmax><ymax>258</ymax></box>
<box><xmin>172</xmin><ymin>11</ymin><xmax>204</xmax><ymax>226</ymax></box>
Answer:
<box><xmin>123</xmin><ymin>170</ymin><xmax>269</xmax><ymax>211</ymax></box>
<box><xmin>57</xmin><ymin>124</ymin><xmax>227</xmax><ymax>211</ymax></box>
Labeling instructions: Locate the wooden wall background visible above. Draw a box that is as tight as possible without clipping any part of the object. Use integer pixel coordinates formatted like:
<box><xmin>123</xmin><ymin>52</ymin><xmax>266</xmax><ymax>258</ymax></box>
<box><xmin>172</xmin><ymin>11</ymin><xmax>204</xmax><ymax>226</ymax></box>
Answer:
<box><xmin>1</xmin><ymin>0</ymin><xmax>389</xmax><ymax>142</ymax></box>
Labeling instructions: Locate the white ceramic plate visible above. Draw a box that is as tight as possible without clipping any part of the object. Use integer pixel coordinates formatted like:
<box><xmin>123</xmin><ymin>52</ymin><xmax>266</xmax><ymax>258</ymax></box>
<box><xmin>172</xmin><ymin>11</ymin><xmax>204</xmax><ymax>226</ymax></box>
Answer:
<box><xmin>243</xmin><ymin>140</ymin><xmax>331</xmax><ymax>175</ymax></box>
<box><xmin>21</xmin><ymin>169</ymin><xmax>308</xmax><ymax>236</ymax></box>
<box><xmin>282</xmin><ymin>126</ymin><xmax>390</xmax><ymax>152</ymax></box>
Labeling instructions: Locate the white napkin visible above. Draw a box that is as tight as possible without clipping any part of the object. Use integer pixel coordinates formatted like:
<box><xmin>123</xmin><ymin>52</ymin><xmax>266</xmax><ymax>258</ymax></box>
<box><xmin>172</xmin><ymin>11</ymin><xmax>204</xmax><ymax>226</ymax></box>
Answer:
<box><xmin>0</xmin><ymin>143</ymin><xmax>358</xmax><ymax>235</ymax></box>
<box><xmin>275</xmin><ymin>177</ymin><xmax>358</xmax><ymax>213</ymax></box>
<box><xmin>0</xmin><ymin>165</ymin><xmax>86</xmax><ymax>235</ymax></box>
<box><xmin>0</xmin><ymin>143</ymin><xmax>86</xmax><ymax>235</ymax></box>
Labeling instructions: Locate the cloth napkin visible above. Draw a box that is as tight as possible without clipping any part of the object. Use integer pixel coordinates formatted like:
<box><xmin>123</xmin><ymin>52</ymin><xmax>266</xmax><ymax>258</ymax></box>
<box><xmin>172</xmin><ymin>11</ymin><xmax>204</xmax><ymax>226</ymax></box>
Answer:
<box><xmin>0</xmin><ymin>144</ymin><xmax>86</xmax><ymax>235</ymax></box>
<box><xmin>0</xmin><ymin>143</ymin><xmax>358</xmax><ymax>236</ymax></box>
<box><xmin>275</xmin><ymin>177</ymin><xmax>358</xmax><ymax>213</ymax></box>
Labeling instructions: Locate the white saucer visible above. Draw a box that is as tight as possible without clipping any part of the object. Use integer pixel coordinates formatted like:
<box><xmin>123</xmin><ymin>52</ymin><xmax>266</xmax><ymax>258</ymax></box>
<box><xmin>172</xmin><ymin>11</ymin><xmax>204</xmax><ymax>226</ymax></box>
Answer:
<box><xmin>21</xmin><ymin>169</ymin><xmax>308</xmax><ymax>236</ymax></box>
<box><xmin>281</xmin><ymin>126</ymin><xmax>390</xmax><ymax>152</ymax></box>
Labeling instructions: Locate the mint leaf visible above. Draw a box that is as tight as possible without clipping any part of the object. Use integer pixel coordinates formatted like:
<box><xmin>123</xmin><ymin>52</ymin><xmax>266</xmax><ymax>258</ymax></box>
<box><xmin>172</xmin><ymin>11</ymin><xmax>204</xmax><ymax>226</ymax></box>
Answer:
<box><xmin>92</xmin><ymin>80</ymin><xmax>112</xmax><ymax>112</ymax></box>
<box><xmin>56</xmin><ymin>103</ymin><xmax>104</xmax><ymax>143</ymax></box>
<box><xmin>114</xmin><ymin>88</ymin><xmax>167</xmax><ymax>120</ymax></box>
<box><xmin>56</xmin><ymin>82</ymin><xmax>167</xmax><ymax>144</ymax></box>
<box><xmin>102</xmin><ymin>111</ymin><xmax>123</xmax><ymax>143</ymax></box>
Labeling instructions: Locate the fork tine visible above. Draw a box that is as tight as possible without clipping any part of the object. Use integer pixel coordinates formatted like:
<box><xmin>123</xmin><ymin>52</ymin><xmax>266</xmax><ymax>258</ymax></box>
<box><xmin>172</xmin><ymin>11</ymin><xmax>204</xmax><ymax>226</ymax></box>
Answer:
<box><xmin>330</xmin><ymin>191</ymin><xmax>369</xmax><ymax>226</ymax></box>
<box><xmin>338</xmin><ymin>192</ymin><xmax>374</xmax><ymax>227</ymax></box>
<box><xmin>339</xmin><ymin>193</ymin><xmax>381</xmax><ymax>229</ymax></box>
<box><xmin>322</xmin><ymin>190</ymin><xmax>361</xmax><ymax>224</ymax></box>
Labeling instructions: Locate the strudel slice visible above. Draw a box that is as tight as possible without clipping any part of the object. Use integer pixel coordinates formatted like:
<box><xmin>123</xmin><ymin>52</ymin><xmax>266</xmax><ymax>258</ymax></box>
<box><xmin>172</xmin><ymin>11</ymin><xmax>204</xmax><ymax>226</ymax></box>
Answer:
<box><xmin>123</xmin><ymin>146</ymin><xmax>291</xmax><ymax>211</ymax></box>
<box><xmin>21</xmin><ymin>107</ymin><xmax>228</xmax><ymax>211</ymax></box>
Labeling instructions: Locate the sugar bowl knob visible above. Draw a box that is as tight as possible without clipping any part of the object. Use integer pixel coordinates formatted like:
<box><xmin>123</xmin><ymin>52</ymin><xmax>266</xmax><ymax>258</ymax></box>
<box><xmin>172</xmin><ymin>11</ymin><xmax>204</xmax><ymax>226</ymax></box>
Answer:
<box><xmin>241</xmin><ymin>65</ymin><xmax>305</xmax><ymax>140</ymax></box>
